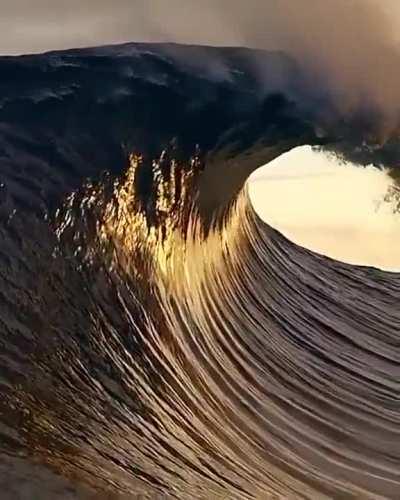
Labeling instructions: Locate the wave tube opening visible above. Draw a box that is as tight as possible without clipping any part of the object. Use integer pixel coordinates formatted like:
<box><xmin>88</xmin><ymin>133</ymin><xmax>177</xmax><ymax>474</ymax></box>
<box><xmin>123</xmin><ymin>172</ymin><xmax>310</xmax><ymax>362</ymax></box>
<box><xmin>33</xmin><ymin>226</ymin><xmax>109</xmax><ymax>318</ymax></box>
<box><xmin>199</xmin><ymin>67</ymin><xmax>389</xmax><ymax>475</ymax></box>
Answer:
<box><xmin>249</xmin><ymin>145</ymin><xmax>400</xmax><ymax>272</ymax></box>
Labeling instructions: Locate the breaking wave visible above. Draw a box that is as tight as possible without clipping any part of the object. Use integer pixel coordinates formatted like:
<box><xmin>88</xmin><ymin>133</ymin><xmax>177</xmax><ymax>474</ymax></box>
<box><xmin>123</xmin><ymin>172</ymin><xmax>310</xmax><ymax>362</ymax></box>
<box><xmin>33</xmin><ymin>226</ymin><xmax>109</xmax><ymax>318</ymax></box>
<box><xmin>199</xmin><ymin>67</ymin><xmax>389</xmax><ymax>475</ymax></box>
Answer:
<box><xmin>0</xmin><ymin>42</ymin><xmax>399</xmax><ymax>499</ymax></box>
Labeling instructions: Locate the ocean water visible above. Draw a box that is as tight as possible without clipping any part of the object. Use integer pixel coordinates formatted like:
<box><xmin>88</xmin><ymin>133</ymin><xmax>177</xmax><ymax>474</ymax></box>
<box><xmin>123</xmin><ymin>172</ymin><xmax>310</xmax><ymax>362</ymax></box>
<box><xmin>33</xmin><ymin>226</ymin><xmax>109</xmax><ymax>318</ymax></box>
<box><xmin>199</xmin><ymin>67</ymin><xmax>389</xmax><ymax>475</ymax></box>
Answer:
<box><xmin>0</xmin><ymin>42</ymin><xmax>399</xmax><ymax>499</ymax></box>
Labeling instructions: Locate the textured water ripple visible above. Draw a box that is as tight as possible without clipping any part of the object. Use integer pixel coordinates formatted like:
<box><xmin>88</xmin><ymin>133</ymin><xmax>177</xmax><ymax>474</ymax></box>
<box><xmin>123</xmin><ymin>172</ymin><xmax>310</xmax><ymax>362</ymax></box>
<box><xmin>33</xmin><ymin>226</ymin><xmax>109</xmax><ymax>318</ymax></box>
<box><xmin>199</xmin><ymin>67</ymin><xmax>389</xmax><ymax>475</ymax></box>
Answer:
<box><xmin>0</xmin><ymin>153</ymin><xmax>398</xmax><ymax>498</ymax></box>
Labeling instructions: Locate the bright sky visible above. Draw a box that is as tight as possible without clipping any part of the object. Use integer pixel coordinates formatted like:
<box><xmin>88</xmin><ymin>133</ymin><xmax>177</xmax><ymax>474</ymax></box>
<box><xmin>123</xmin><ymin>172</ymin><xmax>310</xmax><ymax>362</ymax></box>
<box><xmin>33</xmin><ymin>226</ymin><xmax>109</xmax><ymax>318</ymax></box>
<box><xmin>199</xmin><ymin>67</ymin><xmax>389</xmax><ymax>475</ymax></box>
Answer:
<box><xmin>249</xmin><ymin>146</ymin><xmax>400</xmax><ymax>272</ymax></box>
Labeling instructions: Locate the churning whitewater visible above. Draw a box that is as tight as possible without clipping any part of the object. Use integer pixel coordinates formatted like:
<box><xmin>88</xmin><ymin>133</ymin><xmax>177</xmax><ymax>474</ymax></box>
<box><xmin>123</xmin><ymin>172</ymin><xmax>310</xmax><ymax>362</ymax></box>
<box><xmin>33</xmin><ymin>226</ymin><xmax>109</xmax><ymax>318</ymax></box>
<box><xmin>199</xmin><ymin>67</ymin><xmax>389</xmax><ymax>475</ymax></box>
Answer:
<box><xmin>0</xmin><ymin>42</ymin><xmax>399</xmax><ymax>499</ymax></box>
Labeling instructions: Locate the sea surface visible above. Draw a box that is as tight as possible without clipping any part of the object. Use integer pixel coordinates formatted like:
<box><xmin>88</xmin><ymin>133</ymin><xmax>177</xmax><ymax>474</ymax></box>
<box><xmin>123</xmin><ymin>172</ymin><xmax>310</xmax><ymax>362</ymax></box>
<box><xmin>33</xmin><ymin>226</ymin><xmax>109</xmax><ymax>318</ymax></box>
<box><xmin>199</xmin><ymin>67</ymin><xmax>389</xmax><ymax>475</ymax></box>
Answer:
<box><xmin>0</xmin><ymin>42</ymin><xmax>398</xmax><ymax>499</ymax></box>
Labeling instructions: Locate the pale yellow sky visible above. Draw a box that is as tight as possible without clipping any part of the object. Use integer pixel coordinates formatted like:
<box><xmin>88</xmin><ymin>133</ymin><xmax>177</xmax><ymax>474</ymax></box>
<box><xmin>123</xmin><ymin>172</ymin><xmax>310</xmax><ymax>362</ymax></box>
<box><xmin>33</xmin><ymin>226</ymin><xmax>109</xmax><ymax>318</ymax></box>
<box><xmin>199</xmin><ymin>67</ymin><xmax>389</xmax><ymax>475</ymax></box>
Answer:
<box><xmin>249</xmin><ymin>146</ymin><xmax>400</xmax><ymax>272</ymax></box>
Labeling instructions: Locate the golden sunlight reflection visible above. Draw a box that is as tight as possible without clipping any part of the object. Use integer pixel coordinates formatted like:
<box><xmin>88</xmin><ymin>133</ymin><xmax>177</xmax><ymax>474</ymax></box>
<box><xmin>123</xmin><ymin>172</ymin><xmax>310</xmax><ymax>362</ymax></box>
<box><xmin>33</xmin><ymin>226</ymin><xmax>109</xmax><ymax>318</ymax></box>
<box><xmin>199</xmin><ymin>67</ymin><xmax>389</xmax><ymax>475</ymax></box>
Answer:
<box><xmin>249</xmin><ymin>145</ymin><xmax>400</xmax><ymax>272</ymax></box>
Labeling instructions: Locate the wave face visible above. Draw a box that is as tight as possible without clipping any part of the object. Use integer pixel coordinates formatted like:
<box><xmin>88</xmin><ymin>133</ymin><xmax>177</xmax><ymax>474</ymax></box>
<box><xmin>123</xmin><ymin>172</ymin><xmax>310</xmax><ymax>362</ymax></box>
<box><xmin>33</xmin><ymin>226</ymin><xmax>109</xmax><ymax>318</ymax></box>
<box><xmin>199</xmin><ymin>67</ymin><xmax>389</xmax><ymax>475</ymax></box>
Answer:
<box><xmin>0</xmin><ymin>43</ymin><xmax>399</xmax><ymax>499</ymax></box>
